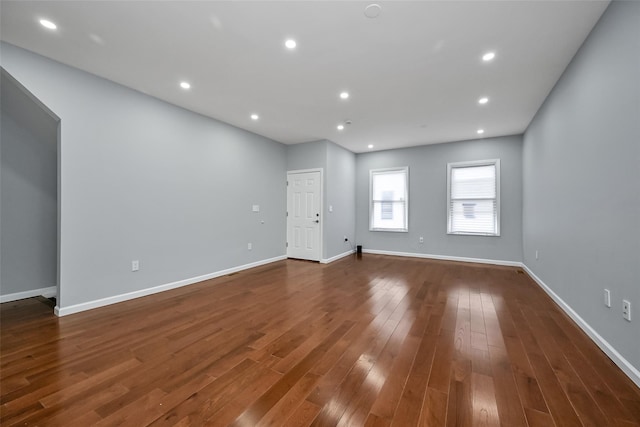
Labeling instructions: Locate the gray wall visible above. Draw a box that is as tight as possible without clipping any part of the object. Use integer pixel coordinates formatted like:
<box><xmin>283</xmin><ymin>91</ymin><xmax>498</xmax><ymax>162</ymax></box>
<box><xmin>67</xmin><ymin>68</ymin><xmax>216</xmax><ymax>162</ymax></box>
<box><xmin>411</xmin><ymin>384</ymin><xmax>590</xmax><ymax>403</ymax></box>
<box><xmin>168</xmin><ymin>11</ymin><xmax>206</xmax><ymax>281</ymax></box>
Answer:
<box><xmin>1</xmin><ymin>43</ymin><xmax>287</xmax><ymax>309</ymax></box>
<box><xmin>356</xmin><ymin>135</ymin><xmax>523</xmax><ymax>262</ymax></box>
<box><xmin>286</xmin><ymin>139</ymin><xmax>356</xmax><ymax>260</ymax></box>
<box><xmin>286</xmin><ymin>140</ymin><xmax>327</xmax><ymax>173</ymax></box>
<box><xmin>325</xmin><ymin>141</ymin><xmax>356</xmax><ymax>258</ymax></box>
<box><xmin>1</xmin><ymin>71</ymin><xmax>58</xmax><ymax>297</ymax></box>
<box><xmin>522</xmin><ymin>1</ymin><xmax>640</xmax><ymax>370</ymax></box>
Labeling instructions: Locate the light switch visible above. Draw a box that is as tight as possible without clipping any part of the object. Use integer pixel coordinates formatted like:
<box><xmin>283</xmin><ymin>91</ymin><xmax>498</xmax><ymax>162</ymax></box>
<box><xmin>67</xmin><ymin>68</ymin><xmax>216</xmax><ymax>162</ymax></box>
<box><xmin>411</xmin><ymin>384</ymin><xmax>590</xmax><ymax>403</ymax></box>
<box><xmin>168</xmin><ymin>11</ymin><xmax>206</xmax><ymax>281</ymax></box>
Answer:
<box><xmin>252</xmin><ymin>205</ymin><xmax>260</xmax><ymax>212</ymax></box>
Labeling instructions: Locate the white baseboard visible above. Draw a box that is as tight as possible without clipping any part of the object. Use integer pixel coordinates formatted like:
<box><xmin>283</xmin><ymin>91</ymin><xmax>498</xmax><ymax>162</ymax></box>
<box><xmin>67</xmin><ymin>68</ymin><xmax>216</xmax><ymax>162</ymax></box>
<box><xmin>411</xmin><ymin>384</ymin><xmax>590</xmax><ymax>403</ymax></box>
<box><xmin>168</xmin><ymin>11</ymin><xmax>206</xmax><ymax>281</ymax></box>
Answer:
<box><xmin>320</xmin><ymin>250</ymin><xmax>355</xmax><ymax>264</ymax></box>
<box><xmin>522</xmin><ymin>264</ymin><xmax>640</xmax><ymax>388</ymax></box>
<box><xmin>54</xmin><ymin>255</ymin><xmax>287</xmax><ymax>317</ymax></box>
<box><xmin>361</xmin><ymin>249</ymin><xmax>522</xmax><ymax>267</ymax></box>
<box><xmin>0</xmin><ymin>286</ymin><xmax>57</xmax><ymax>303</ymax></box>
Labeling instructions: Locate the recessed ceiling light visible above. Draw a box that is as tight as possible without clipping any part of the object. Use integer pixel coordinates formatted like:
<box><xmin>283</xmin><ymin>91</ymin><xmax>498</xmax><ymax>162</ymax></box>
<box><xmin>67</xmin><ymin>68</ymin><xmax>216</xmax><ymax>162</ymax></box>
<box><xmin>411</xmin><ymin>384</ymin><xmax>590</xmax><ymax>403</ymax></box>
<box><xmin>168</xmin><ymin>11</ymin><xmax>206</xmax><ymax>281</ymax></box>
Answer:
<box><xmin>180</xmin><ymin>82</ymin><xmax>191</xmax><ymax>90</ymax></box>
<box><xmin>39</xmin><ymin>19</ymin><xmax>57</xmax><ymax>30</ymax></box>
<box><xmin>478</xmin><ymin>97</ymin><xmax>489</xmax><ymax>104</ymax></box>
<box><xmin>285</xmin><ymin>39</ymin><xmax>297</xmax><ymax>49</ymax></box>
<box><xmin>477</xmin><ymin>129</ymin><xmax>485</xmax><ymax>135</ymax></box>
<box><xmin>368</xmin><ymin>144</ymin><xmax>374</xmax><ymax>149</ymax></box>
<box><xmin>339</xmin><ymin>92</ymin><xmax>349</xmax><ymax>100</ymax></box>
<box><xmin>251</xmin><ymin>114</ymin><xmax>259</xmax><ymax>120</ymax></box>
<box><xmin>482</xmin><ymin>52</ymin><xmax>496</xmax><ymax>62</ymax></box>
<box><xmin>337</xmin><ymin>124</ymin><xmax>345</xmax><ymax>131</ymax></box>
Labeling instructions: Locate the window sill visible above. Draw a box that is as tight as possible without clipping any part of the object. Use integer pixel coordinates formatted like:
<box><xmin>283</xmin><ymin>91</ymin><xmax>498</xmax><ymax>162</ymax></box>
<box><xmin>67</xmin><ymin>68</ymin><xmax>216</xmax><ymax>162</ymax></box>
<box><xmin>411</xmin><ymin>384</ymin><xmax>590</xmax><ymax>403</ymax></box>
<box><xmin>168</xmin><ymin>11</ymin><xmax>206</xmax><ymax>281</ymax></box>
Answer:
<box><xmin>447</xmin><ymin>232</ymin><xmax>500</xmax><ymax>237</ymax></box>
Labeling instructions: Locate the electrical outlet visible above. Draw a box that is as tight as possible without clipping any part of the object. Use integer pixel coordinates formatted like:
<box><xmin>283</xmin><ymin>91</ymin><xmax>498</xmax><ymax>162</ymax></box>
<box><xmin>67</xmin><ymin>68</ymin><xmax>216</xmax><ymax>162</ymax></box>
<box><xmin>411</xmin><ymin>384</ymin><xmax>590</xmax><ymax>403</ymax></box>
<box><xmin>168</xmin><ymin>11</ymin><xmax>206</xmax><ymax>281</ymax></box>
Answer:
<box><xmin>419</xmin><ymin>236</ymin><xmax>424</xmax><ymax>244</ymax></box>
<box><xmin>623</xmin><ymin>300</ymin><xmax>631</xmax><ymax>321</ymax></box>
<box><xmin>248</xmin><ymin>243</ymin><xmax>252</xmax><ymax>250</ymax></box>
<box><xmin>131</xmin><ymin>260</ymin><xmax>139</xmax><ymax>272</ymax></box>
<box><xmin>604</xmin><ymin>289</ymin><xmax>611</xmax><ymax>307</ymax></box>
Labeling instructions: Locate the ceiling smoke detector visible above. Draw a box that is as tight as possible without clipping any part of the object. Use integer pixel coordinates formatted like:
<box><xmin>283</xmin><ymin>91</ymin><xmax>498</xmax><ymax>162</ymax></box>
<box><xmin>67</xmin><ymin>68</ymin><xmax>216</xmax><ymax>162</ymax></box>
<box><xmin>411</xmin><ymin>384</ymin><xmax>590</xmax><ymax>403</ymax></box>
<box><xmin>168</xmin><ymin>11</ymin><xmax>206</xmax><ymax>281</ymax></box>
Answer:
<box><xmin>364</xmin><ymin>4</ymin><xmax>382</xmax><ymax>19</ymax></box>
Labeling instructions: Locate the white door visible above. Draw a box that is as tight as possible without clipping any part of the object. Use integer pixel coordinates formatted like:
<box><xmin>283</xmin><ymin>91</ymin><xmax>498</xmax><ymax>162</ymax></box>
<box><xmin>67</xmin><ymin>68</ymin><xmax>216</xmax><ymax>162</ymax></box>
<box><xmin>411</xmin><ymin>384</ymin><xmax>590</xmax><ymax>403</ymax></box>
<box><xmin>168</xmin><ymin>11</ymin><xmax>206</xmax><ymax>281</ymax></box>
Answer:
<box><xmin>287</xmin><ymin>170</ymin><xmax>321</xmax><ymax>261</ymax></box>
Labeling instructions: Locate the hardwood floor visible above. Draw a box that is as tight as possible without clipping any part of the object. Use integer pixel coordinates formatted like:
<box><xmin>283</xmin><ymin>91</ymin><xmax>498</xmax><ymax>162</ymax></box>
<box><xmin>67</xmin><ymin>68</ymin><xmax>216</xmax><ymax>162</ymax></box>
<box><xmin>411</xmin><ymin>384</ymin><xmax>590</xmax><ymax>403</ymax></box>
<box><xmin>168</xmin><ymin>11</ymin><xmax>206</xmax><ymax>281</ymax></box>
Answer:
<box><xmin>1</xmin><ymin>255</ymin><xmax>639</xmax><ymax>426</ymax></box>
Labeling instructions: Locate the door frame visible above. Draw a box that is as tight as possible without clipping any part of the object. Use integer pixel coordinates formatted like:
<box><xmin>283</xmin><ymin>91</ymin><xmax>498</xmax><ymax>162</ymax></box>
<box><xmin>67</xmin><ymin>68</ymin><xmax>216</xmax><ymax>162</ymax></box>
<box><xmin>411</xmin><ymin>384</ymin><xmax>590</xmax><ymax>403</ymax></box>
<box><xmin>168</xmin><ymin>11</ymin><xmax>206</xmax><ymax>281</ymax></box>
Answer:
<box><xmin>286</xmin><ymin>168</ymin><xmax>323</xmax><ymax>261</ymax></box>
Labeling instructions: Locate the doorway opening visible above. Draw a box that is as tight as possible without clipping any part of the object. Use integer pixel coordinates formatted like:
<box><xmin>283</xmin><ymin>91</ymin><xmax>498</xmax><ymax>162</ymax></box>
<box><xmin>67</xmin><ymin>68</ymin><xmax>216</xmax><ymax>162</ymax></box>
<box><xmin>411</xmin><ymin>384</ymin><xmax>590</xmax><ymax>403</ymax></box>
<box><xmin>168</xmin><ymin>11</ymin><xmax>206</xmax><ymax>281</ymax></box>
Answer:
<box><xmin>0</xmin><ymin>68</ymin><xmax>61</xmax><ymax>312</ymax></box>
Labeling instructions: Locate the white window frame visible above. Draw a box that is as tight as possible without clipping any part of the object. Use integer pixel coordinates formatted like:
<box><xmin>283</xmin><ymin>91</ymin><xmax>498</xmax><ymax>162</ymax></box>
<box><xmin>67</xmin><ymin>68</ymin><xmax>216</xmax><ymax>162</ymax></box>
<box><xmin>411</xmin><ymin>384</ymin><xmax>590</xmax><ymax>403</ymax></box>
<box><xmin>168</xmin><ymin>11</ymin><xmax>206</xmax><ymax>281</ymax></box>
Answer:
<box><xmin>447</xmin><ymin>159</ymin><xmax>500</xmax><ymax>236</ymax></box>
<box><xmin>369</xmin><ymin>167</ymin><xmax>409</xmax><ymax>232</ymax></box>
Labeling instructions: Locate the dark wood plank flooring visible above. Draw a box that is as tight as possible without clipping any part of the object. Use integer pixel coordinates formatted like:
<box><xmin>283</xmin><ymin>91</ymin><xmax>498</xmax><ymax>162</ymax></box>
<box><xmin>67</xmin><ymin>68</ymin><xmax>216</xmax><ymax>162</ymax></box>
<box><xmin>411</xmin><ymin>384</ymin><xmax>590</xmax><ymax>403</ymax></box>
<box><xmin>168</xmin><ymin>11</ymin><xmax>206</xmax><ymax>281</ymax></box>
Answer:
<box><xmin>2</xmin><ymin>255</ymin><xmax>639</xmax><ymax>426</ymax></box>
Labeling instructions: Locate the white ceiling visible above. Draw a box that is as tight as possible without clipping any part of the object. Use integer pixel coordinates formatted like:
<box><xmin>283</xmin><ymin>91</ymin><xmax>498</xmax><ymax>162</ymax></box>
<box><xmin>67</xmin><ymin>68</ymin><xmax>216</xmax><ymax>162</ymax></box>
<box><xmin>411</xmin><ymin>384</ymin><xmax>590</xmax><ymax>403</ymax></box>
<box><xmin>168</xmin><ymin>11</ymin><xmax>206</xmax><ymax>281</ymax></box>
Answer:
<box><xmin>0</xmin><ymin>1</ymin><xmax>609</xmax><ymax>153</ymax></box>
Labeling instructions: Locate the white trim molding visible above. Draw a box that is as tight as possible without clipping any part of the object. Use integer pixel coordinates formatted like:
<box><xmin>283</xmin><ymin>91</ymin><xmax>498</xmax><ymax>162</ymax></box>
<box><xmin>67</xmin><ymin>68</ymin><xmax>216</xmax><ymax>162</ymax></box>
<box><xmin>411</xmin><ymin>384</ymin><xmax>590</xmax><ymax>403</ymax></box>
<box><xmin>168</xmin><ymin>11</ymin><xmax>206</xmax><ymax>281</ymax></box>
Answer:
<box><xmin>54</xmin><ymin>255</ymin><xmax>286</xmax><ymax>317</ymax></box>
<box><xmin>521</xmin><ymin>264</ymin><xmax>640</xmax><ymax>388</ymax></box>
<box><xmin>0</xmin><ymin>286</ymin><xmax>57</xmax><ymax>303</ymax></box>
<box><xmin>361</xmin><ymin>249</ymin><xmax>522</xmax><ymax>267</ymax></box>
<box><xmin>320</xmin><ymin>250</ymin><xmax>355</xmax><ymax>264</ymax></box>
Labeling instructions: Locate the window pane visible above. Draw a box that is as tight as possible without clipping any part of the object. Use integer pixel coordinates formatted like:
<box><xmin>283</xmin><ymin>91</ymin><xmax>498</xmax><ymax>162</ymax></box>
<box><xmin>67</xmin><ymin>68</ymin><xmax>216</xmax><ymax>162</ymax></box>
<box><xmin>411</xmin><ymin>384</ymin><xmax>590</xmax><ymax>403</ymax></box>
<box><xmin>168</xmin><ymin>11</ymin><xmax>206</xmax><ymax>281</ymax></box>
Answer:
<box><xmin>450</xmin><ymin>200</ymin><xmax>496</xmax><ymax>234</ymax></box>
<box><xmin>372</xmin><ymin>201</ymin><xmax>406</xmax><ymax>230</ymax></box>
<box><xmin>373</xmin><ymin>172</ymin><xmax>406</xmax><ymax>201</ymax></box>
<box><xmin>451</xmin><ymin>165</ymin><xmax>495</xmax><ymax>199</ymax></box>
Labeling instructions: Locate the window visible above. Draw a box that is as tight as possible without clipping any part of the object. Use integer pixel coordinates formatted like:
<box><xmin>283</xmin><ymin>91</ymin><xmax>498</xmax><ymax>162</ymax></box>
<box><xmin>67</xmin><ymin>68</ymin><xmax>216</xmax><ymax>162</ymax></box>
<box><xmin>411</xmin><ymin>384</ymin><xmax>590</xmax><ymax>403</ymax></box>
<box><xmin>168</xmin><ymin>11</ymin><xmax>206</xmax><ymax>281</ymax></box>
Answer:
<box><xmin>370</xmin><ymin>167</ymin><xmax>408</xmax><ymax>232</ymax></box>
<box><xmin>447</xmin><ymin>159</ymin><xmax>500</xmax><ymax>236</ymax></box>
